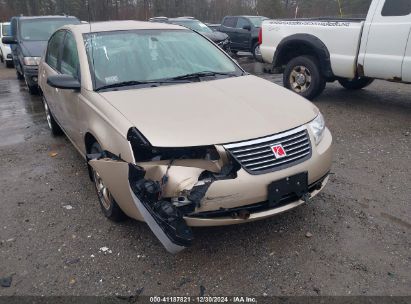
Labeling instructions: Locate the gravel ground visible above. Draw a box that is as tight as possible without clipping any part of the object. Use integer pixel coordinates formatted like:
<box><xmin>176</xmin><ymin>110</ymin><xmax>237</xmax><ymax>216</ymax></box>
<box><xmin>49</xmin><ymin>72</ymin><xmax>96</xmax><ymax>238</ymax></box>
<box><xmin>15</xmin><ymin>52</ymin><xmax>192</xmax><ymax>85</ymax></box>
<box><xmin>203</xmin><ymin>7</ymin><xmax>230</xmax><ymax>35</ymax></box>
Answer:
<box><xmin>0</xmin><ymin>57</ymin><xmax>410</xmax><ymax>297</ymax></box>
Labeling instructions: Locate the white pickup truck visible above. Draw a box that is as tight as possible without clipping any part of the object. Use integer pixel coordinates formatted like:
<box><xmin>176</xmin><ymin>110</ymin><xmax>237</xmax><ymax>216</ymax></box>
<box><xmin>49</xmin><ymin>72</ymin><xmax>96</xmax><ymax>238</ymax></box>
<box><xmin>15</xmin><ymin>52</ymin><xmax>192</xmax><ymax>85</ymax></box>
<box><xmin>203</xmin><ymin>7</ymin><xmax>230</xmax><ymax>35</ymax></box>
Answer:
<box><xmin>260</xmin><ymin>0</ymin><xmax>411</xmax><ymax>99</ymax></box>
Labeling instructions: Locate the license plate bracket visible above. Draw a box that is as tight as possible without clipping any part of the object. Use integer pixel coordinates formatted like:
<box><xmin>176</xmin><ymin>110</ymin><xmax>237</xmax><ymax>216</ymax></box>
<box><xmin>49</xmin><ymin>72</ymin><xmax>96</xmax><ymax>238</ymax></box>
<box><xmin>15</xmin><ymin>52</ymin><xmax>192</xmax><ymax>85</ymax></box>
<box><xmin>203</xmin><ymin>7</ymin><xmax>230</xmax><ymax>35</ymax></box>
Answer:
<box><xmin>267</xmin><ymin>172</ymin><xmax>309</xmax><ymax>208</ymax></box>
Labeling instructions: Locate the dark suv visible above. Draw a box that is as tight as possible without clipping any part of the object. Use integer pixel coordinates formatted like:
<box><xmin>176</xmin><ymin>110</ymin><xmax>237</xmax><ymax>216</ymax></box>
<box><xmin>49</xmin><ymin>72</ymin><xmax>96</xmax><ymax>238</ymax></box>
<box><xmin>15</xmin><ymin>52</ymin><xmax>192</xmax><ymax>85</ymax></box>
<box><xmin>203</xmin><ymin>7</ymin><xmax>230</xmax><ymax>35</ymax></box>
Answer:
<box><xmin>219</xmin><ymin>16</ymin><xmax>268</xmax><ymax>59</ymax></box>
<box><xmin>2</xmin><ymin>15</ymin><xmax>80</xmax><ymax>94</ymax></box>
<box><xmin>149</xmin><ymin>17</ymin><xmax>230</xmax><ymax>51</ymax></box>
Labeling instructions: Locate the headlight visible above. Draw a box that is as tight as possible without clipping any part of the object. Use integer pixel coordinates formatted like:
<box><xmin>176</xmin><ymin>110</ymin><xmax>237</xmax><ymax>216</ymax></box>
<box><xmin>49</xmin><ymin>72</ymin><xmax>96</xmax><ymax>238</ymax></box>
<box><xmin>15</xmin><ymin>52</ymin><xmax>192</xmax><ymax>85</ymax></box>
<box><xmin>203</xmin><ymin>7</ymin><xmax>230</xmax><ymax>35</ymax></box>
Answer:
<box><xmin>308</xmin><ymin>112</ymin><xmax>326</xmax><ymax>145</ymax></box>
<box><xmin>23</xmin><ymin>57</ymin><xmax>41</xmax><ymax>66</ymax></box>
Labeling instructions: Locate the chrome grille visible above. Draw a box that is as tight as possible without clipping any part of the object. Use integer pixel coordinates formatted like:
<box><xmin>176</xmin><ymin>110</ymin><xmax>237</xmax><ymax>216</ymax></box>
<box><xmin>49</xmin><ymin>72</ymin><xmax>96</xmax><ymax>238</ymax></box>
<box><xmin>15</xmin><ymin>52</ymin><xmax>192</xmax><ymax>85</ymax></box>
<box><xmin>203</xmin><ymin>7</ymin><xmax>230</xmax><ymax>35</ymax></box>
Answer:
<box><xmin>224</xmin><ymin>126</ymin><xmax>312</xmax><ymax>174</ymax></box>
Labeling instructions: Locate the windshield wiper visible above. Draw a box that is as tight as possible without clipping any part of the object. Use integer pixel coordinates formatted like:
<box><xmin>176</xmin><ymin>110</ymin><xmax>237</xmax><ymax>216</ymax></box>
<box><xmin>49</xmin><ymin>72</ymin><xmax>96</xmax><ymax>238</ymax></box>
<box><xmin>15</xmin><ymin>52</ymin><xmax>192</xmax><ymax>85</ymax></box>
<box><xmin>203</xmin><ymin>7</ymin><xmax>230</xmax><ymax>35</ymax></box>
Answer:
<box><xmin>171</xmin><ymin>71</ymin><xmax>237</xmax><ymax>81</ymax></box>
<box><xmin>95</xmin><ymin>80</ymin><xmax>189</xmax><ymax>92</ymax></box>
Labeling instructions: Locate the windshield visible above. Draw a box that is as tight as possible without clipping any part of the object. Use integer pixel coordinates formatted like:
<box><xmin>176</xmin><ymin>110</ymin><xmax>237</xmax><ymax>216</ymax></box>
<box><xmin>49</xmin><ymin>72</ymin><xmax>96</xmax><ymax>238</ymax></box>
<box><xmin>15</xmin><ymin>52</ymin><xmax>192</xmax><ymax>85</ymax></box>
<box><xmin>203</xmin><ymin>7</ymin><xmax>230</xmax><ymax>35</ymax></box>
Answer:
<box><xmin>248</xmin><ymin>17</ymin><xmax>268</xmax><ymax>27</ymax></box>
<box><xmin>172</xmin><ymin>20</ymin><xmax>213</xmax><ymax>33</ymax></box>
<box><xmin>20</xmin><ymin>18</ymin><xmax>79</xmax><ymax>41</ymax></box>
<box><xmin>2</xmin><ymin>24</ymin><xmax>10</xmax><ymax>36</ymax></box>
<box><xmin>84</xmin><ymin>29</ymin><xmax>242</xmax><ymax>91</ymax></box>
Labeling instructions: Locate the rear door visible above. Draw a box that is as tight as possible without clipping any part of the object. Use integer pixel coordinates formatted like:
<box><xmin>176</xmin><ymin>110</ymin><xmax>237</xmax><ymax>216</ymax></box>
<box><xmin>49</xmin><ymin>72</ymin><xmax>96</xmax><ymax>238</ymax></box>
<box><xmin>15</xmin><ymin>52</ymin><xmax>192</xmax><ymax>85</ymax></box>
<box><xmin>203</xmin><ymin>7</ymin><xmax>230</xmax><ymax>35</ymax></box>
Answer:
<box><xmin>220</xmin><ymin>17</ymin><xmax>239</xmax><ymax>49</ymax></box>
<box><xmin>58</xmin><ymin>31</ymin><xmax>82</xmax><ymax>148</ymax></box>
<box><xmin>363</xmin><ymin>0</ymin><xmax>411</xmax><ymax>80</ymax></box>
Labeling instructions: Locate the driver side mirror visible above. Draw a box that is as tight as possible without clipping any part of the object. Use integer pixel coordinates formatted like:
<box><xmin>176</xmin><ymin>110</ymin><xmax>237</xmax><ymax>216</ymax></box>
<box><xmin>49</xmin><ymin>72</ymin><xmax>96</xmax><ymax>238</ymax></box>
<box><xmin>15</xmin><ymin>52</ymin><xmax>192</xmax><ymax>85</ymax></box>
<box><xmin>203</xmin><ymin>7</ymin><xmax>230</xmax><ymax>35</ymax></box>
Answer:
<box><xmin>47</xmin><ymin>75</ymin><xmax>81</xmax><ymax>91</ymax></box>
<box><xmin>242</xmin><ymin>25</ymin><xmax>251</xmax><ymax>31</ymax></box>
<box><xmin>2</xmin><ymin>36</ymin><xmax>17</xmax><ymax>44</ymax></box>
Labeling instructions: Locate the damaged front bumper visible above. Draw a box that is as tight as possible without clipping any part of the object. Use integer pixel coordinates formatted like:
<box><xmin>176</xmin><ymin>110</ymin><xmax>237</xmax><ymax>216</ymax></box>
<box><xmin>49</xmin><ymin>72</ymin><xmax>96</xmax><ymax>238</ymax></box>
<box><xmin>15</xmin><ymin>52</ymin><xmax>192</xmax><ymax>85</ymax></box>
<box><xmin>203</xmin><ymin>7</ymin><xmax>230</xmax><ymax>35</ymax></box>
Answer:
<box><xmin>88</xmin><ymin>127</ymin><xmax>332</xmax><ymax>253</ymax></box>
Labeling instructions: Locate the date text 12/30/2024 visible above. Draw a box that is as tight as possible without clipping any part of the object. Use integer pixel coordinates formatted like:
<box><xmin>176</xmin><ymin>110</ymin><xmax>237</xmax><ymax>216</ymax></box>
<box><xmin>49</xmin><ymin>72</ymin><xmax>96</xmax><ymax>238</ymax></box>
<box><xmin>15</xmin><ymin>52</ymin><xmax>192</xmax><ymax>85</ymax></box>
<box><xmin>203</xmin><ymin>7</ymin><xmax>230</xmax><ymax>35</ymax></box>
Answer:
<box><xmin>149</xmin><ymin>296</ymin><xmax>258</xmax><ymax>303</ymax></box>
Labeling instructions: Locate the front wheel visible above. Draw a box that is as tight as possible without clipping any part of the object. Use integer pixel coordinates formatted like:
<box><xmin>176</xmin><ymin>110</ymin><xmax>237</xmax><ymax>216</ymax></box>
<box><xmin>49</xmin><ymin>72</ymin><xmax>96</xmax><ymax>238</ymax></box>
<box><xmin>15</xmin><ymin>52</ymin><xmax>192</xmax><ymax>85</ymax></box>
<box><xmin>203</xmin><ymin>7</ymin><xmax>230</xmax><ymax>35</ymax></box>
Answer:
<box><xmin>90</xmin><ymin>142</ymin><xmax>127</xmax><ymax>222</ymax></box>
<box><xmin>283</xmin><ymin>55</ymin><xmax>326</xmax><ymax>100</ymax></box>
<box><xmin>338</xmin><ymin>77</ymin><xmax>374</xmax><ymax>90</ymax></box>
<box><xmin>6</xmin><ymin>61</ymin><xmax>13</xmax><ymax>68</ymax></box>
<box><xmin>16</xmin><ymin>70</ymin><xmax>24</xmax><ymax>80</ymax></box>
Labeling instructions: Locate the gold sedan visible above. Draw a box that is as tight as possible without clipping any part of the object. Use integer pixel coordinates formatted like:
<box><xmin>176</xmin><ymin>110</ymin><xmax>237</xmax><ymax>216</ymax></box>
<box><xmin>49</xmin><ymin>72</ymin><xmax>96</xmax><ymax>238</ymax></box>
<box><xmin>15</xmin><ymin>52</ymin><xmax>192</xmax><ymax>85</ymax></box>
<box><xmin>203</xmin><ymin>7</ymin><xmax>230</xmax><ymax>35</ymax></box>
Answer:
<box><xmin>38</xmin><ymin>21</ymin><xmax>332</xmax><ymax>253</ymax></box>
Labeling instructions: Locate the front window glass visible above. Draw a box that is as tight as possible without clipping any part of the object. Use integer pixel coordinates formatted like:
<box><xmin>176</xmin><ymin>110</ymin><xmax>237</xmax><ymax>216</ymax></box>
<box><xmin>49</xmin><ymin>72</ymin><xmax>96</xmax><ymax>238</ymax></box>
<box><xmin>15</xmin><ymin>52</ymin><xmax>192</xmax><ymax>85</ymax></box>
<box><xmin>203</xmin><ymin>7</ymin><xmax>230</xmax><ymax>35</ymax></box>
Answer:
<box><xmin>2</xmin><ymin>24</ymin><xmax>10</xmax><ymax>36</ymax></box>
<box><xmin>248</xmin><ymin>17</ymin><xmax>268</xmax><ymax>28</ymax></box>
<box><xmin>172</xmin><ymin>20</ymin><xmax>213</xmax><ymax>33</ymax></box>
<box><xmin>20</xmin><ymin>18</ymin><xmax>79</xmax><ymax>41</ymax></box>
<box><xmin>61</xmin><ymin>32</ymin><xmax>79</xmax><ymax>78</ymax></box>
<box><xmin>236</xmin><ymin>18</ymin><xmax>251</xmax><ymax>29</ymax></box>
<box><xmin>46</xmin><ymin>31</ymin><xmax>65</xmax><ymax>70</ymax></box>
<box><xmin>84</xmin><ymin>29</ymin><xmax>242</xmax><ymax>91</ymax></box>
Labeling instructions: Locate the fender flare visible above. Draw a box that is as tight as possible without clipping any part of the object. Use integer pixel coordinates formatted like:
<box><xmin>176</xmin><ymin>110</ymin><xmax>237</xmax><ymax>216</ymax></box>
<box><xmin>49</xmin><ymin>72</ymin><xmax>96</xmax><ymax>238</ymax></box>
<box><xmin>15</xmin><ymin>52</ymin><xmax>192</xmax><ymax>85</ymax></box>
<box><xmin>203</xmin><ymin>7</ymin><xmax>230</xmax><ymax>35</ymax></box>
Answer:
<box><xmin>273</xmin><ymin>34</ymin><xmax>334</xmax><ymax>78</ymax></box>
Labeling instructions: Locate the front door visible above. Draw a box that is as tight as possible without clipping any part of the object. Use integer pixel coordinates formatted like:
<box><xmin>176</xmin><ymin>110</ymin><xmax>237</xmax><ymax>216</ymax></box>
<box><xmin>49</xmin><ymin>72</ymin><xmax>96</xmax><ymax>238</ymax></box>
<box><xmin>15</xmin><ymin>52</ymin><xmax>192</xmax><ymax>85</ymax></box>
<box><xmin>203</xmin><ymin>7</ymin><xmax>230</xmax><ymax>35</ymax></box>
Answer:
<box><xmin>41</xmin><ymin>30</ymin><xmax>66</xmax><ymax>124</ymax></box>
<box><xmin>59</xmin><ymin>31</ymin><xmax>82</xmax><ymax>148</ymax></box>
<box><xmin>402</xmin><ymin>28</ymin><xmax>411</xmax><ymax>82</ymax></box>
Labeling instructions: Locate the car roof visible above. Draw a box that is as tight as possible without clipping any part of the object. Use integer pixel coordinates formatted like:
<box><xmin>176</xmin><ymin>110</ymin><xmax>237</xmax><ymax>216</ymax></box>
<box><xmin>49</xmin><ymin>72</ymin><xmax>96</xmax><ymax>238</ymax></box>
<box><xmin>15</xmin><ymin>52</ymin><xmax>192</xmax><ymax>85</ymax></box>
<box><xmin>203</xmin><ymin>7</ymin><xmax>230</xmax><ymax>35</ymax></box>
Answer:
<box><xmin>225</xmin><ymin>15</ymin><xmax>266</xmax><ymax>18</ymax></box>
<box><xmin>12</xmin><ymin>15</ymin><xmax>78</xmax><ymax>21</ymax></box>
<box><xmin>169</xmin><ymin>18</ymin><xmax>199</xmax><ymax>22</ymax></box>
<box><xmin>63</xmin><ymin>20</ymin><xmax>184</xmax><ymax>34</ymax></box>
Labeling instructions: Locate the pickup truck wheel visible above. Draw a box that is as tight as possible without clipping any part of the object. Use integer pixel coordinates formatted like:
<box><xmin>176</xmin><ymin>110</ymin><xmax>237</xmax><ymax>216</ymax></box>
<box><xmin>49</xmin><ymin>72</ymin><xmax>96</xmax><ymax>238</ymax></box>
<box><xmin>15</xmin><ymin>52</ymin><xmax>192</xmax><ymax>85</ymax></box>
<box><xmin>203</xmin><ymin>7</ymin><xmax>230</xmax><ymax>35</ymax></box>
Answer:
<box><xmin>338</xmin><ymin>77</ymin><xmax>374</xmax><ymax>90</ymax></box>
<box><xmin>43</xmin><ymin>97</ymin><xmax>63</xmax><ymax>136</ymax></box>
<box><xmin>6</xmin><ymin>61</ymin><xmax>13</xmax><ymax>68</ymax></box>
<box><xmin>90</xmin><ymin>142</ymin><xmax>127</xmax><ymax>222</ymax></box>
<box><xmin>284</xmin><ymin>56</ymin><xmax>325</xmax><ymax>100</ymax></box>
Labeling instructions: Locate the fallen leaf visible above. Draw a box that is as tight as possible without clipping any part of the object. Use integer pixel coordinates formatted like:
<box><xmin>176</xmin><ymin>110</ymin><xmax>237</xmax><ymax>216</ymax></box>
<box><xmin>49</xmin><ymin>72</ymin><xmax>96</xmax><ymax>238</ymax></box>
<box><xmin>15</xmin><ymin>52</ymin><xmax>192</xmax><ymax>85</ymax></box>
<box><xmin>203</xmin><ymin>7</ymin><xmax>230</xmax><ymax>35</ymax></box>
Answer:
<box><xmin>48</xmin><ymin>152</ymin><xmax>58</xmax><ymax>157</ymax></box>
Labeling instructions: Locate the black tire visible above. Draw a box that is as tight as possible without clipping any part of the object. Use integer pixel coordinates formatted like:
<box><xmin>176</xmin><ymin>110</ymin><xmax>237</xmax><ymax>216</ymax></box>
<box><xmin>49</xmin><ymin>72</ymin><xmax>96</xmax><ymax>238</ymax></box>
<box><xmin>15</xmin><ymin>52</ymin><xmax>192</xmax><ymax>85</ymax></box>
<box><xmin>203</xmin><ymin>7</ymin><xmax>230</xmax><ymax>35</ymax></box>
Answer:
<box><xmin>43</xmin><ymin>97</ymin><xmax>63</xmax><ymax>136</ymax></box>
<box><xmin>338</xmin><ymin>77</ymin><xmax>374</xmax><ymax>90</ymax></box>
<box><xmin>16</xmin><ymin>70</ymin><xmax>24</xmax><ymax>80</ymax></box>
<box><xmin>90</xmin><ymin>142</ymin><xmax>127</xmax><ymax>222</ymax></box>
<box><xmin>6</xmin><ymin>61</ymin><xmax>13</xmax><ymax>68</ymax></box>
<box><xmin>27</xmin><ymin>84</ymin><xmax>39</xmax><ymax>95</ymax></box>
<box><xmin>252</xmin><ymin>42</ymin><xmax>260</xmax><ymax>60</ymax></box>
<box><xmin>283</xmin><ymin>55</ymin><xmax>326</xmax><ymax>100</ymax></box>
<box><xmin>0</xmin><ymin>52</ymin><xmax>3</xmax><ymax>63</ymax></box>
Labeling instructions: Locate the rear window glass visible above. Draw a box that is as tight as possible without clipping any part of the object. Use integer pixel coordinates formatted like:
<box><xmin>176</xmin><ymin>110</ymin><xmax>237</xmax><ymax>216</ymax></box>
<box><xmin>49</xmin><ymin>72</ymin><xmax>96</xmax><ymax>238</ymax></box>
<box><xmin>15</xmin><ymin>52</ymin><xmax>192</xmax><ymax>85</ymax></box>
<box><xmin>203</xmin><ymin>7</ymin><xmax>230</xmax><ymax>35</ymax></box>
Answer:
<box><xmin>223</xmin><ymin>17</ymin><xmax>237</xmax><ymax>28</ymax></box>
<box><xmin>381</xmin><ymin>0</ymin><xmax>411</xmax><ymax>17</ymax></box>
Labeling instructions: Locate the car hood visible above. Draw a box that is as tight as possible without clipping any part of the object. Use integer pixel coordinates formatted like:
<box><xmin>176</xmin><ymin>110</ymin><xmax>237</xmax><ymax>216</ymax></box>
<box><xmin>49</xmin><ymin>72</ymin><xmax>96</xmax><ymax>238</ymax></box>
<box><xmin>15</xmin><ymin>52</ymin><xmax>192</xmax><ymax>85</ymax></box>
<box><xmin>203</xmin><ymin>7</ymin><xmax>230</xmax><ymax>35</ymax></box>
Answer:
<box><xmin>202</xmin><ymin>31</ymin><xmax>229</xmax><ymax>42</ymax></box>
<box><xmin>20</xmin><ymin>40</ymin><xmax>47</xmax><ymax>57</ymax></box>
<box><xmin>100</xmin><ymin>75</ymin><xmax>318</xmax><ymax>147</ymax></box>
